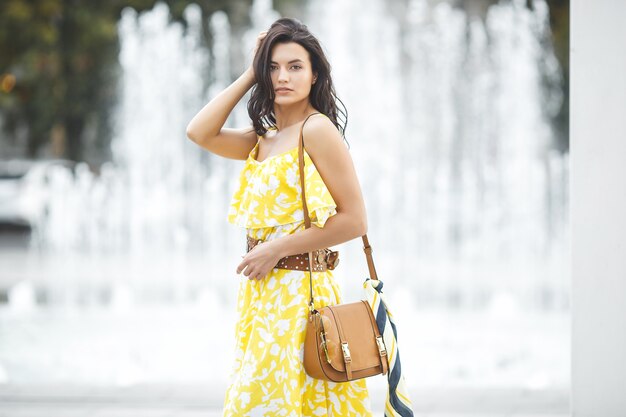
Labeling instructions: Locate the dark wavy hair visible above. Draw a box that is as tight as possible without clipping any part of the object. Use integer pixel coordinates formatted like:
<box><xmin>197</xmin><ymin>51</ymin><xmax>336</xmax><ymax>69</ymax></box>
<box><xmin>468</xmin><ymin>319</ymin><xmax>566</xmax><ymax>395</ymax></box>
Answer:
<box><xmin>247</xmin><ymin>17</ymin><xmax>348</xmax><ymax>143</ymax></box>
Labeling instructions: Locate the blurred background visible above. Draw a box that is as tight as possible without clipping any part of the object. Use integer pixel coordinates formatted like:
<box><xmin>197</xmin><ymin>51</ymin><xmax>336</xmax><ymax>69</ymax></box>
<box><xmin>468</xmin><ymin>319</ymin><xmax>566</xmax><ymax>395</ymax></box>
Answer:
<box><xmin>0</xmin><ymin>0</ymin><xmax>570</xmax><ymax>414</ymax></box>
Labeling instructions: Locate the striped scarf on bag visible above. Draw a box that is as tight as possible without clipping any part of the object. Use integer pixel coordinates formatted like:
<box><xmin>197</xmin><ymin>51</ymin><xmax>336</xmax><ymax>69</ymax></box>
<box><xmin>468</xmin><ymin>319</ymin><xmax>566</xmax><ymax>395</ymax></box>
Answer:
<box><xmin>363</xmin><ymin>278</ymin><xmax>414</xmax><ymax>417</ymax></box>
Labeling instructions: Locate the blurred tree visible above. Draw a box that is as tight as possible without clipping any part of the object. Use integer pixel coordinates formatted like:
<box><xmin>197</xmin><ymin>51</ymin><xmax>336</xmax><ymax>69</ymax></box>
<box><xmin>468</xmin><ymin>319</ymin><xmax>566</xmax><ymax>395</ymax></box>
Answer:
<box><xmin>0</xmin><ymin>0</ymin><xmax>566</xmax><ymax>163</ymax></box>
<box><xmin>545</xmin><ymin>0</ymin><xmax>568</xmax><ymax>153</ymax></box>
<box><xmin>0</xmin><ymin>0</ymin><xmax>259</xmax><ymax>164</ymax></box>
<box><xmin>1</xmin><ymin>0</ymin><xmax>118</xmax><ymax>161</ymax></box>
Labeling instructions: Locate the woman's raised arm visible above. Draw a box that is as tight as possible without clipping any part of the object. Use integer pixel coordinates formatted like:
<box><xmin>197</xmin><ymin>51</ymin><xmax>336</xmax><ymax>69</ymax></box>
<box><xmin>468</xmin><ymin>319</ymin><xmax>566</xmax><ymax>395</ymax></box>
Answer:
<box><xmin>186</xmin><ymin>31</ymin><xmax>267</xmax><ymax>160</ymax></box>
<box><xmin>185</xmin><ymin>69</ymin><xmax>257</xmax><ymax>160</ymax></box>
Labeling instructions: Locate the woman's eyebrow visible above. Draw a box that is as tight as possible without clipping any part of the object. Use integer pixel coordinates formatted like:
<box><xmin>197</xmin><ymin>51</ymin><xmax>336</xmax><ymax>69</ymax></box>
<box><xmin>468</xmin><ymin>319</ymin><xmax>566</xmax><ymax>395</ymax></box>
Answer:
<box><xmin>270</xmin><ymin>59</ymin><xmax>304</xmax><ymax>64</ymax></box>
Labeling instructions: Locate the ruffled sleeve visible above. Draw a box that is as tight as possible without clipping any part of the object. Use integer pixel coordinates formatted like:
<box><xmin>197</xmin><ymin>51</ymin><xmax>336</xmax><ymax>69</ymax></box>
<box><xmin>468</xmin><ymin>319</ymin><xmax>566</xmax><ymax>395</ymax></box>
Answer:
<box><xmin>300</xmin><ymin>154</ymin><xmax>337</xmax><ymax>228</ymax></box>
<box><xmin>226</xmin><ymin>143</ymin><xmax>337</xmax><ymax>229</ymax></box>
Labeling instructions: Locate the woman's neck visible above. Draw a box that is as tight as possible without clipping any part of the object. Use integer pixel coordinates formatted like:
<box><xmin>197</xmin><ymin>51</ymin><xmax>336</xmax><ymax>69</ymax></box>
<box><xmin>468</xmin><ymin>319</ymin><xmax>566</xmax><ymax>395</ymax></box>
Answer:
<box><xmin>273</xmin><ymin>104</ymin><xmax>318</xmax><ymax>131</ymax></box>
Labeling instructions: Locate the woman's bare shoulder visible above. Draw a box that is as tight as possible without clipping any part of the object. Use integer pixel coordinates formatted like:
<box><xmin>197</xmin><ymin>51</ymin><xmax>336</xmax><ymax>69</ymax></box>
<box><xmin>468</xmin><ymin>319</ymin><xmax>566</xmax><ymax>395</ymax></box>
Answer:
<box><xmin>301</xmin><ymin>114</ymin><xmax>344</xmax><ymax>159</ymax></box>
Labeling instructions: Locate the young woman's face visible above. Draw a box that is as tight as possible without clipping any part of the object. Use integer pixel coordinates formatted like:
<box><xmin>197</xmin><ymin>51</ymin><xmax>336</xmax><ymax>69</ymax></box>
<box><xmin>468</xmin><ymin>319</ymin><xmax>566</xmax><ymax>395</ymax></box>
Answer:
<box><xmin>269</xmin><ymin>41</ymin><xmax>317</xmax><ymax>105</ymax></box>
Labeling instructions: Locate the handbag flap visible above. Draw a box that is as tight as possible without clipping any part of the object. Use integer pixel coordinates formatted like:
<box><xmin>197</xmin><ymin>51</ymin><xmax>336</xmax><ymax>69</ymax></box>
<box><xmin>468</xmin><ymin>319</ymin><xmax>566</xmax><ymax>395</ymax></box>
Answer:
<box><xmin>319</xmin><ymin>301</ymin><xmax>382</xmax><ymax>373</ymax></box>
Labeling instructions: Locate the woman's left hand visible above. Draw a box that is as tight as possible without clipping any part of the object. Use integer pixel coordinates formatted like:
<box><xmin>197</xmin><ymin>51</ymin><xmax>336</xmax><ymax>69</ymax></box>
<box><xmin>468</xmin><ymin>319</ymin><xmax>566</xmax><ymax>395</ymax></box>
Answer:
<box><xmin>236</xmin><ymin>241</ymin><xmax>283</xmax><ymax>280</ymax></box>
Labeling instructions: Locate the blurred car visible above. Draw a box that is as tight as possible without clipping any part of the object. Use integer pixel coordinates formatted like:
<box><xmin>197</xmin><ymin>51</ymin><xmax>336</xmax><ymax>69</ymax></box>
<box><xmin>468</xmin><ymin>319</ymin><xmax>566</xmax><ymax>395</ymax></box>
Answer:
<box><xmin>0</xmin><ymin>159</ymin><xmax>77</xmax><ymax>228</ymax></box>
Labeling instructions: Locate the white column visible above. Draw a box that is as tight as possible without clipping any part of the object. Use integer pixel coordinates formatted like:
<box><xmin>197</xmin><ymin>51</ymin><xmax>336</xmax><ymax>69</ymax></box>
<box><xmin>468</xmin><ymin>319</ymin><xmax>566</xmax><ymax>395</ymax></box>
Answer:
<box><xmin>571</xmin><ymin>1</ymin><xmax>626</xmax><ymax>416</ymax></box>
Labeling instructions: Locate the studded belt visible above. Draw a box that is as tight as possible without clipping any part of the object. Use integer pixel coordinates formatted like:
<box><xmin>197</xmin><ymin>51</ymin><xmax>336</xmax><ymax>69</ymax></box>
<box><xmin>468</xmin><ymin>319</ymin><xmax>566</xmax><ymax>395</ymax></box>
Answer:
<box><xmin>246</xmin><ymin>235</ymin><xmax>340</xmax><ymax>272</ymax></box>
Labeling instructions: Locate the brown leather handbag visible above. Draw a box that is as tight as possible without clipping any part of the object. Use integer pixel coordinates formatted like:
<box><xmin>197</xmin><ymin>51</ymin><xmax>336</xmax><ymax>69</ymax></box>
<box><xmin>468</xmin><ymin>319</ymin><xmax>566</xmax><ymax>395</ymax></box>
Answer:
<box><xmin>297</xmin><ymin>113</ymin><xmax>389</xmax><ymax>382</ymax></box>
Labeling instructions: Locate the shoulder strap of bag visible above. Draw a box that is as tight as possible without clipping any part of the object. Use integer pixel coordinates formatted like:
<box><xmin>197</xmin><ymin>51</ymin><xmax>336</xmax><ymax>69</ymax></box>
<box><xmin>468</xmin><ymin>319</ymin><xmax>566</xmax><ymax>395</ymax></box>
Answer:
<box><xmin>297</xmin><ymin>113</ymin><xmax>379</xmax><ymax>312</ymax></box>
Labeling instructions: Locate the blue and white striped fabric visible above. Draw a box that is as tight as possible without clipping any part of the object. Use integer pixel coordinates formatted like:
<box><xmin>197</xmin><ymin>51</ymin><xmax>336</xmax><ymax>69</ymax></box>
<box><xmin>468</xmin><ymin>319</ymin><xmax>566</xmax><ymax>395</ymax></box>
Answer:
<box><xmin>363</xmin><ymin>278</ymin><xmax>414</xmax><ymax>417</ymax></box>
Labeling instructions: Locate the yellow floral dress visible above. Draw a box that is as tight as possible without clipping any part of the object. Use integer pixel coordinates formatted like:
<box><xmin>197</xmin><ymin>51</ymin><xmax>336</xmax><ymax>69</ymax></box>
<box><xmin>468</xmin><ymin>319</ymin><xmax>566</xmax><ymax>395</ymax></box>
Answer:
<box><xmin>223</xmin><ymin>123</ymin><xmax>373</xmax><ymax>417</ymax></box>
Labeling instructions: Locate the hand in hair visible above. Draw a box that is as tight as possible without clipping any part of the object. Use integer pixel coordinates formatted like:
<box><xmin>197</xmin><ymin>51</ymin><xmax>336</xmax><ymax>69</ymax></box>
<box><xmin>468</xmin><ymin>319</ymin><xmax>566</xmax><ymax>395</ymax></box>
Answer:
<box><xmin>249</xmin><ymin>30</ymin><xmax>268</xmax><ymax>79</ymax></box>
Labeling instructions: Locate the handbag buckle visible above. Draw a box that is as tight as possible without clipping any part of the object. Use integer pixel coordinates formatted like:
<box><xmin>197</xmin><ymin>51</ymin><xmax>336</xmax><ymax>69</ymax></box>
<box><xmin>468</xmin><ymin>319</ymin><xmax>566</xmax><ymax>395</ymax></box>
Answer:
<box><xmin>376</xmin><ymin>335</ymin><xmax>387</xmax><ymax>357</ymax></box>
<box><xmin>320</xmin><ymin>332</ymin><xmax>332</xmax><ymax>364</ymax></box>
<box><xmin>318</xmin><ymin>313</ymin><xmax>332</xmax><ymax>363</ymax></box>
<box><xmin>341</xmin><ymin>342</ymin><xmax>352</xmax><ymax>363</ymax></box>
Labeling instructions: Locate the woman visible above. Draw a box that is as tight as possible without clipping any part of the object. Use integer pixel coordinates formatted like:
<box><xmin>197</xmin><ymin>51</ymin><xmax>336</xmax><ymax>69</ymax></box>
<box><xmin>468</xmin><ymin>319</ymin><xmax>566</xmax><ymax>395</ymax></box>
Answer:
<box><xmin>186</xmin><ymin>17</ymin><xmax>372</xmax><ymax>417</ymax></box>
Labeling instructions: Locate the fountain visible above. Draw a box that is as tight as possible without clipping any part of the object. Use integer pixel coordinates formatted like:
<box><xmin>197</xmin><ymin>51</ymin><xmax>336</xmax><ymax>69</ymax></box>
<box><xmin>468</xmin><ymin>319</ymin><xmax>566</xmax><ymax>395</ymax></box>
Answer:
<box><xmin>1</xmin><ymin>0</ymin><xmax>568</xmax><ymax>389</ymax></box>
<box><xmin>28</xmin><ymin>0</ymin><xmax>567</xmax><ymax>310</ymax></box>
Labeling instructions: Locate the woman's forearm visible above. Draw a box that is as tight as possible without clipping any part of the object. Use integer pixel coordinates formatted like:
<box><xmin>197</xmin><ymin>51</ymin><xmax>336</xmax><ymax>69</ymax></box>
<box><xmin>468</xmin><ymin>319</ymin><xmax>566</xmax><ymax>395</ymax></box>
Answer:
<box><xmin>186</xmin><ymin>68</ymin><xmax>256</xmax><ymax>143</ymax></box>
<box><xmin>272</xmin><ymin>212</ymin><xmax>367</xmax><ymax>258</ymax></box>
